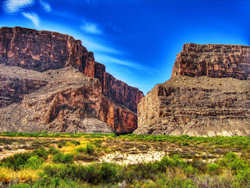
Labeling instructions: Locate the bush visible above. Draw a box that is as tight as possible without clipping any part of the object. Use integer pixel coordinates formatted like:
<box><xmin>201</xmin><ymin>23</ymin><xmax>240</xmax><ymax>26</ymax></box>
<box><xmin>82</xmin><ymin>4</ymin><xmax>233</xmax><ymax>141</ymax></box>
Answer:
<box><xmin>10</xmin><ymin>184</ymin><xmax>31</xmax><ymax>188</ymax></box>
<box><xmin>99</xmin><ymin>163</ymin><xmax>121</xmax><ymax>183</ymax></box>
<box><xmin>48</xmin><ymin>146</ymin><xmax>60</xmax><ymax>155</ymax></box>
<box><xmin>33</xmin><ymin>147</ymin><xmax>49</xmax><ymax>160</ymax></box>
<box><xmin>32</xmin><ymin>177</ymin><xmax>80</xmax><ymax>188</ymax></box>
<box><xmin>219</xmin><ymin>152</ymin><xmax>248</xmax><ymax>174</ymax></box>
<box><xmin>42</xmin><ymin>163</ymin><xmax>121</xmax><ymax>184</ymax></box>
<box><xmin>75</xmin><ymin>147</ymin><xmax>85</xmax><ymax>153</ymax></box>
<box><xmin>184</xmin><ymin>165</ymin><xmax>196</xmax><ymax>177</ymax></box>
<box><xmin>53</xmin><ymin>152</ymin><xmax>74</xmax><ymax>163</ymax></box>
<box><xmin>236</xmin><ymin>167</ymin><xmax>250</xmax><ymax>186</ymax></box>
<box><xmin>207</xmin><ymin>163</ymin><xmax>220</xmax><ymax>175</ymax></box>
<box><xmin>0</xmin><ymin>152</ymin><xmax>33</xmax><ymax>170</ymax></box>
<box><xmin>85</xmin><ymin>144</ymin><xmax>95</xmax><ymax>155</ymax></box>
<box><xmin>25</xmin><ymin>155</ymin><xmax>44</xmax><ymax>169</ymax></box>
<box><xmin>70</xmin><ymin>141</ymin><xmax>80</xmax><ymax>146</ymax></box>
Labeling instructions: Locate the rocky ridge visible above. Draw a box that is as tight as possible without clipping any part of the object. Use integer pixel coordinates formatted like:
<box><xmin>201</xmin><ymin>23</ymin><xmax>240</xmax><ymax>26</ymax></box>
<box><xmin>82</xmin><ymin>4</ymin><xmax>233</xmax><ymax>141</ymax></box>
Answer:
<box><xmin>135</xmin><ymin>43</ymin><xmax>250</xmax><ymax>136</ymax></box>
<box><xmin>0</xmin><ymin>27</ymin><xmax>143</xmax><ymax>134</ymax></box>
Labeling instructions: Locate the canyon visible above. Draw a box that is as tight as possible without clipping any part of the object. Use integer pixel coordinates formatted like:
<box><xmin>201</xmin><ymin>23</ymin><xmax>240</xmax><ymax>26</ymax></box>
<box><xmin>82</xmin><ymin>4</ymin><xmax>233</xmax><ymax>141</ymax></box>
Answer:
<box><xmin>135</xmin><ymin>43</ymin><xmax>250</xmax><ymax>136</ymax></box>
<box><xmin>0</xmin><ymin>27</ymin><xmax>143</xmax><ymax>134</ymax></box>
<box><xmin>0</xmin><ymin>27</ymin><xmax>249</xmax><ymax>136</ymax></box>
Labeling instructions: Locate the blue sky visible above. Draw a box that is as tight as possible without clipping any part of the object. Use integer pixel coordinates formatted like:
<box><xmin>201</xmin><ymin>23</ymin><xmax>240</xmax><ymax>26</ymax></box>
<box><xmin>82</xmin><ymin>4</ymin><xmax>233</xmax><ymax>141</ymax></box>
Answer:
<box><xmin>0</xmin><ymin>0</ymin><xmax>249</xmax><ymax>94</ymax></box>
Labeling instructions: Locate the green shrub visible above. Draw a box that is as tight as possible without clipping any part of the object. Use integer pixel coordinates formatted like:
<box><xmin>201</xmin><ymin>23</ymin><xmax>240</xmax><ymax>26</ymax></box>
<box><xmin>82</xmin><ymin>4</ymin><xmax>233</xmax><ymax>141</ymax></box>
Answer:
<box><xmin>75</xmin><ymin>147</ymin><xmax>85</xmax><ymax>153</ymax></box>
<box><xmin>207</xmin><ymin>163</ymin><xmax>220</xmax><ymax>175</ymax></box>
<box><xmin>191</xmin><ymin>159</ymin><xmax>207</xmax><ymax>173</ymax></box>
<box><xmin>99</xmin><ymin>163</ymin><xmax>121</xmax><ymax>183</ymax></box>
<box><xmin>57</xmin><ymin>141</ymin><xmax>66</xmax><ymax>148</ymax></box>
<box><xmin>25</xmin><ymin>155</ymin><xmax>44</xmax><ymax>169</ymax></box>
<box><xmin>225</xmin><ymin>152</ymin><xmax>237</xmax><ymax>163</ymax></box>
<box><xmin>33</xmin><ymin>147</ymin><xmax>49</xmax><ymax>160</ymax></box>
<box><xmin>229</xmin><ymin>158</ymin><xmax>248</xmax><ymax>172</ymax></box>
<box><xmin>32</xmin><ymin>177</ymin><xmax>81</xmax><ymax>188</ymax></box>
<box><xmin>0</xmin><ymin>152</ymin><xmax>33</xmax><ymax>170</ymax></box>
<box><xmin>184</xmin><ymin>165</ymin><xmax>196</xmax><ymax>177</ymax></box>
<box><xmin>9</xmin><ymin>184</ymin><xmax>31</xmax><ymax>188</ymax></box>
<box><xmin>165</xmin><ymin>178</ymin><xmax>196</xmax><ymax>188</ymax></box>
<box><xmin>85</xmin><ymin>144</ymin><xmax>95</xmax><ymax>155</ymax></box>
<box><xmin>70</xmin><ymin>140</ymin><xmax>80</xmax><ymax>146</ymax></box>
<box><xmin>236</xmin><ymin>167</ymin><xmax>250</xmax><ymax>186</ymax></box>
<box><xmin>42</xmin><ymin>163</ymin><xmax>121</xmax><ymax>184</ymax></box>
<box><xmin>48</xmin><ymin>146</ymin><xmax>60</xmax><ymax>155</ymax></box>
<box><xmin>219</xmin><ymin>152</ymin><xmax>248</xmax><ymax>174</ymax></box>
<box><xmin>53</xmin><ymin>152</ymin><xmax>74</xmax><ymax>163</ymax></box>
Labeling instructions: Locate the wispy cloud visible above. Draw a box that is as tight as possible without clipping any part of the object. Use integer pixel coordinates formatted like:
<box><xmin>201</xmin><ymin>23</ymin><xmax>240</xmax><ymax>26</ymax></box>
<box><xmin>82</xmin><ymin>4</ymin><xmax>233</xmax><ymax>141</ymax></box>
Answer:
<box><xmin>22</xmin><ymin>12</ymin><xmax>39</xmax><ymax>27</ymax></box>
<box><xmin>95</xmin><ymin>53</ymin><xmax>152</xmax><ymax>72</ymax></box>
<box><xmin>3</xmin><ymin>0</ymin><xmax>34</xmax><ymax>13</ymax></box>
<box><xmin>40</xmin><ymin>0</ymin><xmax>51</xmax><ymax>12</ymax></box>
<box><xmin>82</xmin><ymin>39</ymin><xmax>121</xmax><ymax>54</ymax></box>
<box><xmin>81</xmin><ymin>22</ymin><xmax>102</xmax><ymax>35</ymax></box>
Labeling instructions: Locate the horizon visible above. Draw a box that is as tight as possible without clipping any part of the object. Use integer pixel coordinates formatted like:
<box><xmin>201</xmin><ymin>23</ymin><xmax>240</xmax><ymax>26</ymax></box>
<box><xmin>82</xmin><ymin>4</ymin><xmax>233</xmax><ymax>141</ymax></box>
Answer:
<box><xmin>0</xmin><ymin>0</ymin><xmax>249</xmax><ymax>94</ymax></box>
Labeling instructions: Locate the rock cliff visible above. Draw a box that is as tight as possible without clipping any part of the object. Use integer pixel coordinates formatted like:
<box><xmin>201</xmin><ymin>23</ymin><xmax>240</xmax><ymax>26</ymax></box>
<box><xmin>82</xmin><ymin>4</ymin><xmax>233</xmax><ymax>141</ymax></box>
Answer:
<box><xmin>135</xmin><ymin>43</ymin><xmax>250</xmax><ymax>136</ymax></box>
<box><xmin>0</xmin><ymin>26</ymin><xmax>143</xmax><ymax>134</ymax></box>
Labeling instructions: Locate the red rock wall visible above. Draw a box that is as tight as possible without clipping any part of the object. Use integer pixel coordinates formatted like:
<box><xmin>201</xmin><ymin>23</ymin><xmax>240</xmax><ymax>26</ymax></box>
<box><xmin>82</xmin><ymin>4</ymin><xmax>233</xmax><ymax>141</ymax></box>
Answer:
<box><xmin>172</xmin><ymin>43</ymin><xmax>250</xmax><ymax>80</ymax></box>
<box><xmin>0</xmin><ymin>26</ymin><xmax>143</xmax><ymax>113</ymax></box>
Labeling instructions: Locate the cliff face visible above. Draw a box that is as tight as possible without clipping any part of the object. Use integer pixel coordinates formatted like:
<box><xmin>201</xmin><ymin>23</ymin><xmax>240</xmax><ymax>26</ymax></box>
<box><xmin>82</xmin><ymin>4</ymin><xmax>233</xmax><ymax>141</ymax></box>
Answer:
<box><xmin>172</xmin><ymin>43</ymin><xmax>250</xmax><ymax>80</ymax></box>
<box><xmin>0</xmin><ymin>27</ymin><xmax>143</xmax><ymax>134</ymax></box>
<box><xmin>135</xmin><ymin>43</ymin><xmax>250</xmax><ymax>136</ymax></box>
<box><xmin>0</xmin><ymin>27</ymin><xmax>143</xmax><ymax>113</ymax></box>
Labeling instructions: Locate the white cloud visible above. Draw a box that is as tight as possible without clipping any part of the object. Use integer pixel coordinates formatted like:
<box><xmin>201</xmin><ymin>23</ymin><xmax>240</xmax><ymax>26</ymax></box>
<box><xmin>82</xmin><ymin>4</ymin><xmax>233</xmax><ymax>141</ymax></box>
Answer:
<box><xmin>81</xmin><ymin>22</ymin><xmax>102</xmax><ymax>35</ymax></box>
<box><xmin>40</xmin><ymin>0</ymin><xmax>51</xmax><ymax>12</ymax></box>
<box><xmin>4</xmin><ymin>0</ymin><xmax>34</xmax><ymax>13</ymax></box>
<box><xmin>95</xmin><ymin>53</ymin><xmax>151</xmax><ymax>72</ymax></box>
<box><xmin>22</xmin><ymin>12</ymin><xmax>39</xmax><ymax>27</ymax></box>
<box><xmin>82</xmin><ymin>40</ymin><xmax>122</xmax><ymax>54</ymax></box>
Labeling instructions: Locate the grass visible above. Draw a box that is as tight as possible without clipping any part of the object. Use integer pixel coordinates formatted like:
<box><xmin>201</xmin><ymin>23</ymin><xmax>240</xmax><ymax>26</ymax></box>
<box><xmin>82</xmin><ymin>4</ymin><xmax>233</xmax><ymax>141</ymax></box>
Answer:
<box><xmin>0</xmin><ymin>132</ymin><xmax>249</xmax><ymax>187</ymax></box>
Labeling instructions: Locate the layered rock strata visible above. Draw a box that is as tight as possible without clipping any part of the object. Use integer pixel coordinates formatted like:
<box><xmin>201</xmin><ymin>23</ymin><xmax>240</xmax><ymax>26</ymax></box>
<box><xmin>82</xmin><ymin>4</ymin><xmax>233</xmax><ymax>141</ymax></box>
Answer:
<box><xmin>0</xmin><ymin>27</ymin><xmax>143</xmax><ymax>133</ymax></box>
<box><xmin>135</xmin><ymin>43</ymin><xmax>250</xmax><ymax>136</ymax></box>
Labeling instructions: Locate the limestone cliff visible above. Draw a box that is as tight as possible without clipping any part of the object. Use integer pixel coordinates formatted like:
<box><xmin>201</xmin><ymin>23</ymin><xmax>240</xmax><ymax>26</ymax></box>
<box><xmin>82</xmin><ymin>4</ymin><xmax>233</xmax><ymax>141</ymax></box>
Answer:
<box><xmin>135</xmin><ymin>43</ymin><xmax>250</xmax><ymax>136</ymax></box>
<box><xmin>0</xmin><ymin>26</ymin><xmax>143</xmax><ymax>134</ymax></box>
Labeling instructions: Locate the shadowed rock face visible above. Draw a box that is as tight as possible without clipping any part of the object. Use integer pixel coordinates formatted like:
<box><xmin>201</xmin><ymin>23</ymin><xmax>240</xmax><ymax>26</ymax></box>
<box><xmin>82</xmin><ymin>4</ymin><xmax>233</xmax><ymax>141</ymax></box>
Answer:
<box><xmin>135</xmin><ymin>43</ymin><xmax>250</xmax><ymax>136</ymax></box>
<box><xmin>0</xmin><ymin>26</ymin><xmax>143</xmax><ymax>134</ymax></box>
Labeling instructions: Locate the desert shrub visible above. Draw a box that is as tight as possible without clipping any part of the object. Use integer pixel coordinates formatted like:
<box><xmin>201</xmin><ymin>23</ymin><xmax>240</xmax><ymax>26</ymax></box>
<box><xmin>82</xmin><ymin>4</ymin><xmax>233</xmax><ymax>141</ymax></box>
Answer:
<box><xmin>193</xmin><ymin>175</ymin><xmax>234</xmax><ymax>188</ymax></box>
<box><xmin>70</xmin><ymin>140</ymin><xmax>80</xmax><ymax>146</ymax></box>
<box><xmin>0</xmin><ymin>152</ymin><xmax>33</xmax><ymax>170</ymax></box>
<box><xmin>207</xmin><ymin>163</ymin><xmax>221</xmax><ymax>175</ymax></box>
<box><xmin>161</xmin><ymin>155</ymin><xmax>186</xmax><ymax>168</ymax></box>
<box><xmin>48</xmin><ymin>146</ymin><xmax>60</xmax><ymax>155</ymax></box>
<box><xmin>57</xmin><ymin>141</ymin><xmax>67</xmax><ymax>148</ymax></box>
<box><xmin>90</xmin><ymin>139</ymin><xmax>103</xmax><ymax>148</ymax></box>
<box><xmin>191</xmin><ymin>159</ymin><xmax>207</xmax><ymax>173</ymax></box>
<box><xmin>9</xmin><ymin>184</ymin><xmax>31</xmax><ymax>188</ymax></box>
<box><xmin>219</xmin><ymin>152</ymin><xmax>248</xmax><ymax>174</ymax></box>
<box><xmin>86</xmin><ymin>163</ymin><xmax>121</xmax><ymax>184</ymax></box>
<box><xmin>42</xmin><ymin>163</ymin><xmax>121</xmax><ymax>184</ymax></box>
<box><xmin>32</xmin><ymin>177</ymin><xmax>80</xmax><ymax>188</ymax></box>
<box><xmin>184</xmin><ymin>165</ymin><xmax>197</xmax><ymax>177</ymax></box>
<box><xmin>236</xmin><ymin>167</ymin><xmax>250</xmax><ymax>186</ymax></box>
<box><xmin>75</xmin><ymin>144</ymin><xmax>95</xmax><ymax>155</ymax></box>
<box><xmin>85</xmin><ymin>144</ymin><xmax>95</xmax><ymax>155</ymax></box>
<box><xmin>52</xmin><ymin>152</ymin><xmax>74</xmax><ymax>163</ymax></box>
<box><xmin>33</xmin><ymin>147</ymin><xmax>49</xmax><ymax>160</ymax></box>
<box><xmin>75</xmin><ymin>147</ymin><xmax>85</xmax><ymax>153</ymax></box>
<box><xmin>24</xmin><ymin>155</ymin><xmax>44</xmax><ymax>169</ymax></box>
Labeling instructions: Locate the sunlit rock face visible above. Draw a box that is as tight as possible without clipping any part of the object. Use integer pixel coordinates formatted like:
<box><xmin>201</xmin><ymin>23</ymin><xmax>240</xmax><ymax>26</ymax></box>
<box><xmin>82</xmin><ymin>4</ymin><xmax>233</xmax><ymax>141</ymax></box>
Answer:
<box><xmin>0</xmin><ymin>26</ymin><xmax>143</xmax><ymax>134</ymax></box>
<box><xmin>135</xmin><ymin>43</ymin><xmax>250</xmax><ymax>136</ymax></box>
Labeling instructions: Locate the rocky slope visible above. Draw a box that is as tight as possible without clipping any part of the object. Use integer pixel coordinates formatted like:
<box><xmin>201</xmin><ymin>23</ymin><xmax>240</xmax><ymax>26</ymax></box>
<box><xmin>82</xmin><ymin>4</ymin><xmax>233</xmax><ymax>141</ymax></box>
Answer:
<box><xmin>0</xmin><ymin>26</ymin><xmax>143</xmax><ymax>134</ymax></box>
<box><xmin>135</xmin><ymin>43</ymin><xmax>250</xmax><ymax>136</ymax></box>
